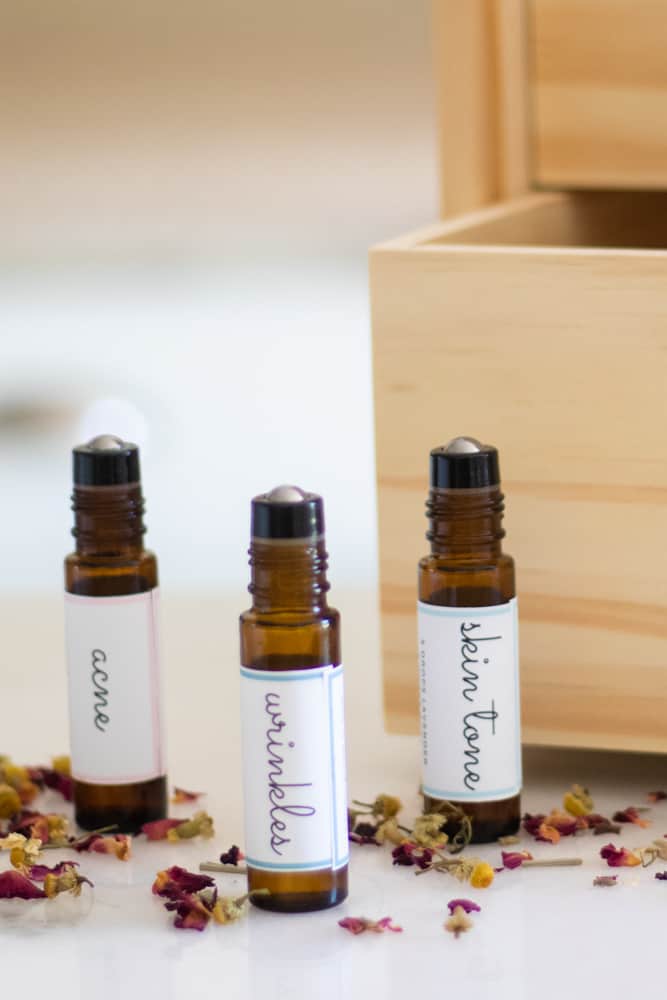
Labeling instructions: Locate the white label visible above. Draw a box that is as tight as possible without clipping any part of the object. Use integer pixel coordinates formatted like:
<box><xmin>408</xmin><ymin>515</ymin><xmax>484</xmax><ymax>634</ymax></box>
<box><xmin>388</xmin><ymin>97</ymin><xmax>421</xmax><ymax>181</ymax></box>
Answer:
<box><xmin>64</xmin><ymin>590</ymin><xmax>165</xmax><ymax>784</ymax></box>
<box><xmin>240</xmin><ymin>665</ymin><xmax>349</xmax><ymax>872</ymax></box>
<box><xmin>418</xmin><ymin>598</ymin><xmax>521</xmax><ymax>802</ymax></box>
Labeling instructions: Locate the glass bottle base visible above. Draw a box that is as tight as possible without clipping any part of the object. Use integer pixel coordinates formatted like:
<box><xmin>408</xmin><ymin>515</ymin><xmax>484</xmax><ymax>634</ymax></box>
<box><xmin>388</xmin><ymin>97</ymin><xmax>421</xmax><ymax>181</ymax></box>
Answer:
<box><xmin>248</xmin><ymin>865</ymin><xmax>348</xmax><ymax>913</ymax></box>
<box><xmin>73</xmin><ymin>774</ymin><xmax>168</xmax><ymax>833</ymax></box>
<box><xmin>424</xmin><ymin>793</ymin><xmax>521</xmax><ymax>845</ymax></box>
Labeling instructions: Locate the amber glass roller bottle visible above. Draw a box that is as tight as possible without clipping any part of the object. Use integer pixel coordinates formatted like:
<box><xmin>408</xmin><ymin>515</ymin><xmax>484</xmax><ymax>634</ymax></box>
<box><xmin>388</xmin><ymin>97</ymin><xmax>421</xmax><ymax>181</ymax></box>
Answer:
<box><xmin>240</xmin><ymin>485</ymin><xmax>348</xmax><ymax>912</ymax></box>
<box><xmin>64</xmin><ymin>435</ymin><xmax>167</xmax><ymax>832</ymax></box>
<box><xmin>418</xmin><ymin>437</ymin><xmax>521</xmax><ymax>843</ymax></box>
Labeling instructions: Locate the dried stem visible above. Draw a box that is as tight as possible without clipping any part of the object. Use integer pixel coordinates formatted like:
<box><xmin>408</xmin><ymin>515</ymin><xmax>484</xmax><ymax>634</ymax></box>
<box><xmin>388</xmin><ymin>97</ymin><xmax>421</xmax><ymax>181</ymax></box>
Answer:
<box><xmin>200</xmin><ymin>861</ymin><xmax>248</xmax><ymax>875</ymax></box>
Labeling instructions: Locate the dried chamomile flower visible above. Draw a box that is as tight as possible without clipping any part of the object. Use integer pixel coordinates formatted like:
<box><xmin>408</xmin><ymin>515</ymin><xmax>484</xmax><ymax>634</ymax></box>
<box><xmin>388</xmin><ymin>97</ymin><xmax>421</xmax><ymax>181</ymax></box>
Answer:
<box><xmin>9</xmin><ymin>837</ymin><xmax>43</xmax><ymax>870</ymax></box>
<box><xmin>600</xmin><ymin>843</ymin><xmax>641</xmax><ymax>868</ymax></box>
<box><xmin>1</xmin><ymin>764</ymin><xmax>39</xmax><ymax>806</ymax></box>
<box><xmin>43</xmin><ymin>866</ymin><xmax>93</xmax><ymax>899</ymax></box>
<box><xmin>0</xmin><ymin>784</ymin><xmax>21</xmax><ymax>820</ymax></box>
<box><xmin>469</xmin><ymin>861</ymin><xmax>495</xmax><ymax>889</ymax></box>
<box><xmin>445</xmin><ymin>905</ymin><xmax>473</xmax><ymax>938</ymax></box>
<box><xmin>167</xmin><ymin>811</ymin><xmax>214</xmax><ymax>842</ymax></box>
<box><xmin>497</xmin><ymin>835</ymin><xmax>520</xmax><ymax>846</ymax></box>
<box><xmin>51</xmin><ymin>756</ymin><xmax>70</xmax><ymax>776</ymax></box>
<box><xmin>563</xmin><ymin>784</ymin><xmax>594</xmax><ymax>817</ymax></box>
<box><xmin>593</xmin><ymin>875</ymin><xmax>618</xmax><ymax>887</ymax></box>
<box><xmin>338</xmin><ymin>916</ymin><xmax>402</xmax><ymax>935</ymax></box>
<box><xmin>211</xmin><ymin>893</ymin><xmax>258</xmax><ymax>925</ymax></box>
<box><xmin>371</xmin><ymin>795</ymin><xmax>403</xmax><ymax>819</ymax></box>
<box><xmin>413</xmin><ymin>814</ymin><xmax>448</xmax><ymax>849</ymax></box>
<box><xmin>171</xmin><ymin>787</ymin><xmax>204</xmax><ymax>805</ymax></box>
<box><xmin>637</xmin><ymin>839</ymin><xmax>667</xmax><ymax>867</ymax></box>
<box><xmin>375</xmin><ymin>818</ymin><xmax>404</xmax><ymax>846</ymax></box>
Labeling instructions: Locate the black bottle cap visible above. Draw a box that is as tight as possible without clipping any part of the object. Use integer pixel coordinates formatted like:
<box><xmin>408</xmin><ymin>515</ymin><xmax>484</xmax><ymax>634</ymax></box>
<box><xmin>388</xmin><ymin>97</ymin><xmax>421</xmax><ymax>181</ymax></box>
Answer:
<box><xmin>430</xmin><ymin>436</ymin><xmax>500</xmax><ymax>489</ymax></box>
<box><xmin>251</xmin><ymin>485</ymin><xmax>324</xmax><ymax>540</ymax></box>
<box><xmin>73</xmin><ymin>434</ymin><xmax>141</xmax><ymax>486</ymax></box>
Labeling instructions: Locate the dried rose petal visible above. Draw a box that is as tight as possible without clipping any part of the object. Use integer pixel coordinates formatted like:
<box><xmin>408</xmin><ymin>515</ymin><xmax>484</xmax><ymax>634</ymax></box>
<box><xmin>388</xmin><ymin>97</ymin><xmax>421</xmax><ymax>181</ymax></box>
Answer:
<box><xmin>391</xmin><ymin>841</ymin><xmax>434</xmax><ymax>870</ymax></box>
<box><xmin>141</xmin><ymin>818</ymin><xmax>184</xmax><ymax>841</ymax></box>
<box><xmin>153</xmin><ymin>866</ymin><xmax>215</xmax><ymax>900</ymax></box>
<box><xmin>593</xmin><ymin>875</ymin><xmax>618</xmax><ymax>887</ymax></box>
<box><xmin>74</xmin><ymin>833</ymin><xmax>131</xmax><ymax>860</ymax></box>
<box><xmin>349</xmin><ymin>831</ymin><xmax>380</xmax><ymax>846</ymax></box>
<box><xmin>171</xmin><ymin>787</ymin><xmax>204</xmax><ymax>805</ymax></box>
<box><xmin>447</xmin><ymin>898</ymin><xmax>481</xmax><ymax>914</ymax></box>
<box><xmin>27</xmin><ymin>767</ymin><xmax>73</xmax><ymax>803</ymax></box>
<box><xmin>501</xmin><ymin>850</ymin><xmax>533</xmax><ymax>870</ymax></box>
<box><xmin>219</xmin><ymin>845</ymin><xmax>244</xmax><ymax>866</ymax></box>
<box><xmin>600</xmin><ymin>843</ymin><xmax>641</xmax><ymax>868</ymax></box>
<box><xmin>354</xmin><ymin>822</ymin><xmax>379</xmax><ymax>838</ymax></box>
<box><xmin>655</xmin><ymin>871</ymin><xmax>667</xmax><ymax>880</ymax></box>
<box><xmin>522</xmin><ymin>814</ymin><xmax>545</xmax><ymax>836</ymax></box>
<box><xmin>165</xmin><ymin>893</ymin><xmax>214</xmax><ymax>931</ymax></box>
<box><xmin>648</xmin><ymin>791</ymin><xmax>667</xmax><ymax>803</ymax></box>
<box><xmin>338</xmin><ymin>915</ymin><xmax>402</xmax><ymax>935</ymax></box>
<box><xmin>27</xmin><ymin>861</ymin><xmax>80</xmax><ymax>881</ymax></box>
<box><xmin>612</xmin><ymin>807</ymin><xmax>650</xmax><ymax>829</ymax></box>
<box><xmin>0</xmin><ymin>870</ymin><xmax>46</xmax><ymax>899</ymax></box>
<box><xmin>536</xmin><ymin>823</ymin><xmax>560</xmax><ymax>844</ymax></box>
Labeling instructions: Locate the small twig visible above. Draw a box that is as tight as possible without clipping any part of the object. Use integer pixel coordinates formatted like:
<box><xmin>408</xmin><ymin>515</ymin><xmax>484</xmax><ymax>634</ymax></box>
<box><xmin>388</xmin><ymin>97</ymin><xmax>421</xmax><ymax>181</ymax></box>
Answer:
<box><xmin>199</xmin><ymin>861</ymin><xmax>248</xmax><ymax>875</ymax></box>
<box><xmin>522</xmin><ymin>857</ymin><xmax>583</xmax><ymax>868</ymax></box>
<box><xmin>42</xmin><ymin>824</ymin><xmax>119</xmax><ymax>850</ymax></box>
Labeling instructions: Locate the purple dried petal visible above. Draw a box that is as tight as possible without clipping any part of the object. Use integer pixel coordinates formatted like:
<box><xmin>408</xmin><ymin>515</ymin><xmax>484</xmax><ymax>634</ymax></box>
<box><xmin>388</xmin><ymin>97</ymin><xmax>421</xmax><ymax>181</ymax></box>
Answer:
<box><xmin>447</xmin><ymin>898</ymin><xmax>481</xmax><ymax>914</ymax></box>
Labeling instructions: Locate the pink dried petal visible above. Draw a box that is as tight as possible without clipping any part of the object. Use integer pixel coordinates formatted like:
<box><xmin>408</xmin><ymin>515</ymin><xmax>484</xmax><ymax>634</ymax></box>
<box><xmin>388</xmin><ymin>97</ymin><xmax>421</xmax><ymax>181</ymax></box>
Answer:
<box><xmin>447</xmin><ymin>898</ymin><xmax>481</xmax><ymax>914</ymax></box>
<box><xmin>0</xmin><ymin>870</ymin><xmax>46</xmax><ymax>899</ymax></box>
<box><xmin>27</xmin><ymin>861</ymin><xmax>80</xmax><ymax>881</ymax></box>
<box><xmin>600</xmin><ymin>843</ymin><xmax>641</xmax><ymax>868</ymax></box>
<box><xmin>141</xmin><ymin>818</ymin><xmax>184</xmax><ymax>841</ymax></box>
<box><xmin>501</xmin><ymin>850</ymin><xmax>533</xmax><ymax>870</ymax></box>
<box><xmin>338</xmin><ymin>915</ymin><xmax>402</xmax><ymax>935</ymax></box>
<box><xmin>74</xmin><ymin>833</ymin><xmax>131</xmax><ymax>860</ymax></box>
<box><xmin>152</xmin><ymin>866</ymin><xmax>216</xmax><ymax>900</ymax></box>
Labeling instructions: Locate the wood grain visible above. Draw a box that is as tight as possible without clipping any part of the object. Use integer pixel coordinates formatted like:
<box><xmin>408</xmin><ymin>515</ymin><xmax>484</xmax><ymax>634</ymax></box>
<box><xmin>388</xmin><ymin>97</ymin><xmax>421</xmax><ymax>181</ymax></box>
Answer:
<box><xmin>370</xmin><ymin>190</ymin><xmax>667</xmax><ymax>752</ymax></box>
<box><xmin>435</xmin><ymin>0</ymin><xmax>530</xmax><ymax>217</ymax></box>
<box><xmin>531</xmin><ymin>0</ymin><xmax>667</xmax><ymax>188</ymax></box>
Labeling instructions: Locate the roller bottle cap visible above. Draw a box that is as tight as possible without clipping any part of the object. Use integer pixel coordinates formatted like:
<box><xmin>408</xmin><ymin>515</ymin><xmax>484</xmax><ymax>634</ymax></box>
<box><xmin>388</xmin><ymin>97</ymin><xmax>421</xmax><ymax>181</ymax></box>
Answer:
<box><xmin>73</xmin><ymin>434</ymin><xmax>141</xmax><ymax>486</ymax></box>
<box><xmin>251</xmin><ymin>484</ymin><xmax>324</xmax><ymax>540</ymax></box>
<box><xmin>430</xmin><ymin>436</ymin><xmax>500</xmax><ymax>489</ymax></box>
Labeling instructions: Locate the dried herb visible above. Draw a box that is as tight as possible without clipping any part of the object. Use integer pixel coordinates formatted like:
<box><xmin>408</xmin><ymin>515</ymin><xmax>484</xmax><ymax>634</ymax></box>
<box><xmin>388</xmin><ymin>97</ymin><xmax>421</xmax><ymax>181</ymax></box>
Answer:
<box><xmin>593</xmin><ymin>875</ymin><xmax>618</xmax><ymax>887</ymax></box>
<box><xmin>338</xmin><ymin>916</ymin><xmax>402</xmax><ymax>935</ymax></box>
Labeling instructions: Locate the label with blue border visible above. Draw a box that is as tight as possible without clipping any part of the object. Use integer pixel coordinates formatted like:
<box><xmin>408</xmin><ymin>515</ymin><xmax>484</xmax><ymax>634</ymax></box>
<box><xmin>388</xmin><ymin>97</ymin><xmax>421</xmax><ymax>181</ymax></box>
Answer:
<box><xmin>240</xmin><ymin>664</ymin><xmax>349</xmax><ymax>872</ymax></box>
<box><xmin>418</xmin><ymin>599</ymin><xmax>522</xmax><ymax>802</ymax></box>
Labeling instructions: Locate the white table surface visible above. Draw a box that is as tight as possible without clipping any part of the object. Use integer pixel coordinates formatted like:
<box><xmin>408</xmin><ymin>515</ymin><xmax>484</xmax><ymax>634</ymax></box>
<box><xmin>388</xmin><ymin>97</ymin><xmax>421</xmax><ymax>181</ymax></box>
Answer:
<box><xmin>2</xmin><ymin>591</ymin><xmax>666</xmax><ymax>999</ymax></box>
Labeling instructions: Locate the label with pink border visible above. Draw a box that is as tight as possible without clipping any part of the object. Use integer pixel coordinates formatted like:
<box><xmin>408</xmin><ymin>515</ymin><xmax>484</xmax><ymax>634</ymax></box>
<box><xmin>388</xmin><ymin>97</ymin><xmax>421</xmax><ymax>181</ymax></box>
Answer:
<box><xmin>64</xmin><ymin>589</ymin><xmax>165</xmax><ymax>785</ymax></box>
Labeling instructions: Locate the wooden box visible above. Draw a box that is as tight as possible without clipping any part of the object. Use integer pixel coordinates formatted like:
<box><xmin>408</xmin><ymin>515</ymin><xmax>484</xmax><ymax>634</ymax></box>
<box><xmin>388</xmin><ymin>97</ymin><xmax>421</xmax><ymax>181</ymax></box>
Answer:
<box><xmin>370</xmin><ymin>1</ymin><xmax>667</xmax><ymax>753</ymax></box>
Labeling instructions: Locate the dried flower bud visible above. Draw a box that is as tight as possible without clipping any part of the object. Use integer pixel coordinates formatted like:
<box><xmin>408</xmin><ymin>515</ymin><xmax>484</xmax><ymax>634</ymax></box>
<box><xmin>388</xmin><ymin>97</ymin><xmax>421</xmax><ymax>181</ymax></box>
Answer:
<box><xmin>444</xmin><ymin>905</ymin><xmax>473</xmax><ymax>937</ymax></box>
<box><xmin>469</xmin><ymin>862</ymin><xmax>494</xmax><ymax>889</ymax></box>
<box><xmin>0</xmin><ymin>783</ymin><xmax>21</xmax><ymax>819</ymax></box>
<box><xmin>413</xmin><ymin>815</ymin><xmax>448</xmax><ymax>849</ymax></box>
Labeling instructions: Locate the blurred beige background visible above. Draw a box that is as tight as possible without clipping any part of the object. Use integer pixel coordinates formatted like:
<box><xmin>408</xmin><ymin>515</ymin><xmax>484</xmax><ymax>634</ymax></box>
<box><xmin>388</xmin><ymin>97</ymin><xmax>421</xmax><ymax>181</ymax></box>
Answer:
<box><xmin>1</xmin><ymin>1</ymin><xmax>437</xmax><ymax>592</ymax></box>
